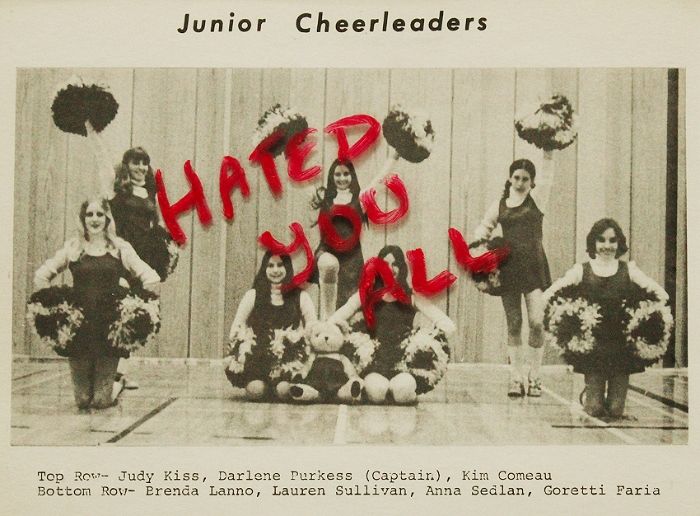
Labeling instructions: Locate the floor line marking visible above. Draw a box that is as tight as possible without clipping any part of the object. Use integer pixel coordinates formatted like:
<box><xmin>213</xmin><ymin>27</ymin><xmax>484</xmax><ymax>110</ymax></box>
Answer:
<box><xmin>105</xmin><ymin>397</ymin><xmax>178</xmax><ymax>444</ymax></box>
<box><xmin>627</xmin><ymin>391</ymin><xmax>688</xmax><ymax>422</ymax></box>
<box><xmin>541</xmin><ymin>385</ymin><xmax>640</xmax><ymax>445</ymax></box>
<box><xmin>11</xmin><ymin>371</ymin><xmax>68</xmax><ymax>393</ymax></box>
<box><xmin>12</xmin><ymin>369</ymin><xmax>48</xmax><ymax>381</ymax></box>
<box><xmin>627</xmin><ymin>384</ymin><xmax>688</xmax><ymax>413</ymax></box>
<box><xmin>333</xmin><ymin>404</ymin><xmax>348</xmax><ymax>445</ymax></box>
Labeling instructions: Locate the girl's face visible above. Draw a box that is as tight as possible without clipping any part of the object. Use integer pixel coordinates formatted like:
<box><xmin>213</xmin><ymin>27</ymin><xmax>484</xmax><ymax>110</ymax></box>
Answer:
<box><xmin>595</xmin><ymin>227</ymin><xmax>619</xmax><ymax>260</ymax></box>
<box><xmin>333</xmin><ymin>165</ymin><xmax>353</xmax><ymax>191</ymax></box>
<box><xmin>84</xmin><ymin>201</ymin><xmax>107</xmax><ymax>237</ymax></box>
<box><xmin>509</xmin><ymin>168</ymin><xmax>533</xmax><ymax>193</ymax></box>
<box><xmin>127</xmin><ymin>158</ymin><xmax>149</xmax><ymax>184</ymax></box>
<box><xmin>265</xmin><ymin>255</ymin><xmax>287</xmax><ymax>284</ymax></box>
<box><xmin>383</xmin><ymin>253</ymin><xmax>400</xmax><ymax>279</ymax></box>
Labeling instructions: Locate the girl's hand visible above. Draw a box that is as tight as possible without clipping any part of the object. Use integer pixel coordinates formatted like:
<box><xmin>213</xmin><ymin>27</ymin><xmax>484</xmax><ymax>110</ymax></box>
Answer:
<box><xmin>143</xmin><ymin>282</ymin><xmax>161</xmax><ymax>296</ymax></box>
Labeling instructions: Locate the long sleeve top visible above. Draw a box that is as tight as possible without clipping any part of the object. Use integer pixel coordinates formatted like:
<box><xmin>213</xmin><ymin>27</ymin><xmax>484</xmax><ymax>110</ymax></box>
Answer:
<box><xmin>34</xmin><ymin>237</ymin><xmax>161</xmax><ymax>289</ymax></box>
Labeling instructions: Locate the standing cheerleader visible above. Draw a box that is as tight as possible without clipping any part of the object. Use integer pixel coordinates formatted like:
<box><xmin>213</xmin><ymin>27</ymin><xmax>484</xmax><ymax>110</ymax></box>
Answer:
<box><xmin>88</xmin><ymin>122</ymin><xmax>173</xmax><ymax>282</ymax></box>
<box><xmin>544</xmin><ymin>218</ymin><xmax>669</xmax><ymax>418</ymax></box>
<box><xmin>311</xmin><ymin>157</ymin><xmax>399</xmax><ymax>317</ymax></box>
<box><xmin>473</xmin><ymin>159</ymin><xmax>552</xmax><ymax>397</ymax></box>
<box><xmin>33</xmin><ymin>198</ymin><xmax>160</xmax><ymax>410</ymax></box>
<box><xmin>227</xmin><ymin>252</ymin><xmax>317</xmax><ymax>400</ymax></box>
<box><xmin>88</xmin><ymin>124</ymin><xmax>175</xmax><ymax>389</ymax></box>
<box><xmin>328</xmin><ymin>245</ymin><xmax>456</xmax><ymax>404</ymax></box>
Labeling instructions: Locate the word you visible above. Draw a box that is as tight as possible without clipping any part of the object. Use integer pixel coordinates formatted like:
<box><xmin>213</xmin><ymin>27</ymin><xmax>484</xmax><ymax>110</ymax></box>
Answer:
<box><xmin>155</xmin><ymin>114</ymin><xmax>507</xmax><ymax>326</ymax></box>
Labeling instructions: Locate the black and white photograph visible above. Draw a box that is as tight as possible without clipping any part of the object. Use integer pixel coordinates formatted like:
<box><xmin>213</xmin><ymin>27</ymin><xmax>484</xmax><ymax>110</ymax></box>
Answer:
<box><xmin>1</xmin><ymin>2</ymin><xmax>698</xmax><ymax>515</ymax></box>
<box><xmin>11</xmin><ymin>67</ymin><xmax>687</xmax><ymax>446</ymax></box>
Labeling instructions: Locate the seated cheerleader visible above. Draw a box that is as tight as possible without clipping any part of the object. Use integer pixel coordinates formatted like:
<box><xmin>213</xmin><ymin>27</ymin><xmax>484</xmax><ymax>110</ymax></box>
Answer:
<box><xmin>543</xmin><ymin>218</ymin><xmax>669</xmax><ymax>418</ymax></box>
<box><xmin>226</xmin><ymin>251</ymin><xmax>317</xmax><ymax>401</ymax></box>
<box><xmin>33</xmin><ymin>198</ymin><xmax>160</xmax><ymax>410</ymax></box>
<box><xmin>328</xmin><ymin>245</ymin><xmax>456</xmax><ymax>404</ymax></box>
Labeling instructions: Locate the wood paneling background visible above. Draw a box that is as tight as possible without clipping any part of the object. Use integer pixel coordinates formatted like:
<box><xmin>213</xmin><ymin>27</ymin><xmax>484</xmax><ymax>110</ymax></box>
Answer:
<box><xmin>13</xmin><ymin>68</ymin><xmax>686</xmax><ymax>366</ymax></box>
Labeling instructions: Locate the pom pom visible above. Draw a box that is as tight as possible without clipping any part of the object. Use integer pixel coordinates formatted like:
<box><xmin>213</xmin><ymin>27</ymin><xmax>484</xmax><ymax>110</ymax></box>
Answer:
<box><xmin>623</xmin><ymin>285</ymin><xmax>673</xmax><ymax>364</ymax></box>
<box><xmin>396</xmin><ymin>326</ymin><xmax>450</xmax><ymax>394</ymax></box>
<box><xmin>224</xmin><ymin>326</ymin><xmax>259</xmax><ymax>388</ymax></box>
<box><xmin>466</xmin><ymin>237</ymin><xmax>511</xmax><ymax>296</ymax></box>
<box><xmin>269</xmin><ymin>327</ymin><xmax>311</xmax><ymax>382</ymax></box>
<box><xmin>26</xmin><ymin>286</ymin><xmax>84</xmax><ymax>354</ymax></box>
<box><xmin>339</xmin><ymin>331</ymin><xmax>380</xmax><ymax>376</ymax></box>
<box><xmin>382</xmin><ymin>105</ymin><xmax>435</xmax><ymax>163</ymax></box>
<box><xmin>253</xmin><ymin>103</ymin><xmax>308</xmax><ymax>157</ymax></box>
<box><xmin>51</xmin><ymin>78</ymin><xmax>119</xmax><ymax>136</ymax></box>
<box><xmin>107</xmin><ymin>288</ymin><xmax>161</xmax><ymax>355</ymax></box>
<box><xmin>515</xmin><ymin>94</ymin><xmax>577</xmax><ymax>151</ymax></box>
<box><xmin>543</xmin><ymin>284</ymin><xmax>602</xmax><ymax>358</ymax></box>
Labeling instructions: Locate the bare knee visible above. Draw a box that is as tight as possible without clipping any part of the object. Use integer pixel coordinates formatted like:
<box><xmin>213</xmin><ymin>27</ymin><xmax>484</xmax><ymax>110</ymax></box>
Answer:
<box><xmin>317</xmin><ymin>253</ymin><xmax>339</xmax><ymax>282</ymax></box>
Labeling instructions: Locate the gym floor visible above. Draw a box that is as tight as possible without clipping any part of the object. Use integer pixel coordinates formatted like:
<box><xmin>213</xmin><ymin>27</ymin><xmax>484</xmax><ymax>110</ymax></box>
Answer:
<box><xmin>11</xmin><ymin>358</ymin><xmax>688</xmax><ymax>446</ymax></box>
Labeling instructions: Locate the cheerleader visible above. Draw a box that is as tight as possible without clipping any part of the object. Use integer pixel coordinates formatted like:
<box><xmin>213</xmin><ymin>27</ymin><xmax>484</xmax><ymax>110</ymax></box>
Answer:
<box><xmin>227</xmin><ymin>252</ymin><xmax>317</xmax><ymax>400</ymax></box>
<box><xmin>88</xmin><ymin>123</ymin><xmax>174</xmax><ymax>388</ymax></box>
<box><xmin>33</xmin><ymin>198</ymin><xmax>160</xmax><ymax>410</ymax></box>
<box><xmin>328</xmin><ymin>245</ymin><xmax>456</xmax><ymax>404</ymax></box>
<box><xmin>311</xmin><ymin>157</ymin><xmax>398</xmax><ymax>316</ymax></box>
<box><xmin>543</xmin><ymin>218</ymin><xmax>669</xmax><ymax>418</ymax></box>
<box><xmin>86</xmin><ymin>122</ymin><xmax>173</xmax><ymax>282</ymax></box>
<box><xmin>473</xmin><ymin>158</ymin><xmax>552</xmax><ymax>397</ymax></box>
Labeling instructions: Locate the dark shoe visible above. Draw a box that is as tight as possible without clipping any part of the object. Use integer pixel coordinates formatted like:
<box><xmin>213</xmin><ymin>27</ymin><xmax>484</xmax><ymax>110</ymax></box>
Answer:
<box><xmin>507</xmin><ymin>379</ymin><xmax>525</xmax><ymax>397</ymax></box>
<box><xmin>350</xmin><ymin>380</ymin><xmax>361</xmax><ymax>398</ymax></box>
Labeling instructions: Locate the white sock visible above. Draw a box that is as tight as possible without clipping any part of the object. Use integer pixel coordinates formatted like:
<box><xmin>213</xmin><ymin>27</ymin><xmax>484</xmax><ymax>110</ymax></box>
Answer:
<box><xmin>528</xmin><ymin>346</ymin><xmax>545</xmax><ymax>380</ymax></box>
<box><xmin>507</xmin><ymin>346</ymin><xmax>525</xmax><ymax>381</ymax></box>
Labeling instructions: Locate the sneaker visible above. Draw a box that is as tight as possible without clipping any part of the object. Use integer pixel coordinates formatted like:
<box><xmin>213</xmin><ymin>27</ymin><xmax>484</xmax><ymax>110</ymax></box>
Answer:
<box><xmin>527</xmin><ymin>377</ymin><xmax>542</xmax><ymax>397</ymax></box>
<box><xmin>507</xmin><ymin>379</ymin><xmax>525</xmax><ymax>397</ymax></box>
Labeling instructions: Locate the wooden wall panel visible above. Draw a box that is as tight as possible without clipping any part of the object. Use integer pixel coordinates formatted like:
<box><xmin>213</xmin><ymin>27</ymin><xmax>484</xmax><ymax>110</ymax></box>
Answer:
<box><xmin>131</xmin><ymin>69</ymin><xmax>197</xmax><ymax>358</ymax></box>
<box><xmin>189</xmin><ymin>69</ymin><xmax>228</xmax><ymax>359</ymax></box>
<box><xmin>22</xmin><ymin>69</ymin><xmax>71</xmax><ymax>356</ymax></box>
<box><xmin>630</xmin><ymin>69</ymin><xmax>668</xmax><ymax>285</ymax></box>
<box><xmin>223</xmin><ymin>69</ymin><xmax>264</xmax><ymax>349</ymax></box>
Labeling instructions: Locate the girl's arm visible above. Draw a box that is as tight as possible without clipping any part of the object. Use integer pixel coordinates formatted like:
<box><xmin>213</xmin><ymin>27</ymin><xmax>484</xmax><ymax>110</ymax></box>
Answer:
<box><xmin>472</xmin><ymin>200</ymin><xmax>500</xmax><ymax>242</ymax></box>
<box><xmin>529</xmin><ymin>159</ymin><xmax>554</xmax><ymax>214</ymax></box>
<box><xmin>358</xmin><ymin>151</ymin><xmax>400</xmax><ymax>199</ymax></box>
<box><xmin>542</xmin><ymin>263</ymin><xmax>584</xmax><ymax>303</ymax></box>
<box><xmin>118</xmin><ymin>241</ymin><xmax>161</xmax><ymax>288</ymax></box>
<box><xmin>413</xmin><ymin>295</ymin><xmax>457</xmax><ymax>336</ymax></box>
<box><xmin>33</xmin><ymin>240</ymin><xmax>75</xmax><ymax>289</ymax></box>
<box><xmin>85</xmin><ymin>121</ymin><xmax>117</xmax><ymax>200</ymax></box>
<box><xmin>327</xmin><ymin>292</ymin><xmax>362</xmax><ymax>326</ymax></box>
<box><xmin>229</xmin><ymin>289</ymin><xmax>256</xmax><ymax>339</ymax></box>
<box><xmin>628</xmin><ymin>261</ymin><xmax>669</xmax><ymax>301</ymax></box>
<box><xmin>299</xmin><ymin>291</ymin><xmax>318</xmax><ymax>326</ymax></box>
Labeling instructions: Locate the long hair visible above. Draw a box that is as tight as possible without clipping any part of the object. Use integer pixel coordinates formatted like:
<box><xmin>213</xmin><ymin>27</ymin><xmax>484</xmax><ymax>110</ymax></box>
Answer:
<box><xmin>501</xmin><ymin>158</ymin><xmax>537</xmax><ymax>200</ymax></box>
<box><xmin>251</xmin><ymin>251</ymin><xmax>295</xmax><ymax>307</ymax></box>
<box><xmin>69</xmin><ymin>197</ymin><xmax>121</xmax><ymax>261</ymax></box>
<box><xmin>377</xmin><ymin>245</ymin><xmax>412</xmax><ymax>296</ymax></box>
<box><xmin>311</xmin><ymin>159</ymin><xmax>360</xmax><ymax>211</ymax></box>
<box><xmin>114</xmin><ymin>146</ymin><xmax>156</xmax><ymax>198</ymax></box>
<box><xmin>586</xmin><ymin>218</ymin><xmax>628</xmax><ymax>259</ymax></box>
